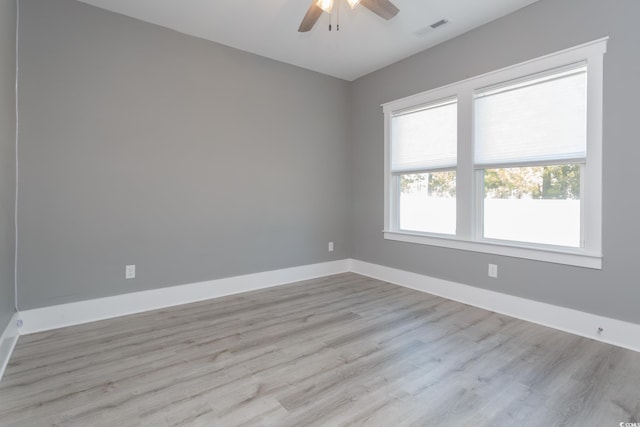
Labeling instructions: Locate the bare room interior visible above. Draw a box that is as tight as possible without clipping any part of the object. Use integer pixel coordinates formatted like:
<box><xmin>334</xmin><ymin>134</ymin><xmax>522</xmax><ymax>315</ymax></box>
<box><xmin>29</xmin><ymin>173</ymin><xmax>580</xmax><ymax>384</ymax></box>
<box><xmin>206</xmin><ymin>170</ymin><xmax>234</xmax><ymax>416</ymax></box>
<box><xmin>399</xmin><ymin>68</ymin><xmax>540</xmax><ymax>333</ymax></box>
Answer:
<box><xmin>1</xmin><ymin>0</ymin><xmax>639</xmax><ymax>425</ymax></box>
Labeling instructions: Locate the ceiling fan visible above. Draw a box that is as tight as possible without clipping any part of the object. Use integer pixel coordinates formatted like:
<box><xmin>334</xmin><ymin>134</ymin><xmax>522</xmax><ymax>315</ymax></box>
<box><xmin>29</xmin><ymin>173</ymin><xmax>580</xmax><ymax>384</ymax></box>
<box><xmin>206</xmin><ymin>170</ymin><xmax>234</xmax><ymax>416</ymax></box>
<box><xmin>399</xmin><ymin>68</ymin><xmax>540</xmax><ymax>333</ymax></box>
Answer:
<box><xmin>298</xmin><ymin>0</ymin><xmax>400</xmax><ymax>32</ymax></box>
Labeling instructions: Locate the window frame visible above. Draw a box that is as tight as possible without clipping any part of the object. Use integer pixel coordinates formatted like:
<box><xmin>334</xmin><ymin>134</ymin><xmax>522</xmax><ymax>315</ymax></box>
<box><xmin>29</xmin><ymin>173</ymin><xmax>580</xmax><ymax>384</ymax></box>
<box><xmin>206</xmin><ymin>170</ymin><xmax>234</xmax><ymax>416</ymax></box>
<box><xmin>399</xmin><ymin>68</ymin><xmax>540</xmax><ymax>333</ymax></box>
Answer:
<box><xmin>382</xmin><ymin>38</ymin><xmax>607</xmax><ymax>269</ymax></box>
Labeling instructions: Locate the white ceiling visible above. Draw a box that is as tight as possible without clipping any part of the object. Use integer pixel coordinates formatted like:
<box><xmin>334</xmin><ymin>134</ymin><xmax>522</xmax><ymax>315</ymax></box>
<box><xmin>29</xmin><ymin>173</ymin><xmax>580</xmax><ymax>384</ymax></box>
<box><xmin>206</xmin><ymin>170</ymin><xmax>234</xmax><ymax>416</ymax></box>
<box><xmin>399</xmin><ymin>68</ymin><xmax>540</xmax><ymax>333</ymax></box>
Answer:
<box><xmin>76</xmin><ymin>0</ymin><xmax>540</xmax><ymax>81</ymax></box>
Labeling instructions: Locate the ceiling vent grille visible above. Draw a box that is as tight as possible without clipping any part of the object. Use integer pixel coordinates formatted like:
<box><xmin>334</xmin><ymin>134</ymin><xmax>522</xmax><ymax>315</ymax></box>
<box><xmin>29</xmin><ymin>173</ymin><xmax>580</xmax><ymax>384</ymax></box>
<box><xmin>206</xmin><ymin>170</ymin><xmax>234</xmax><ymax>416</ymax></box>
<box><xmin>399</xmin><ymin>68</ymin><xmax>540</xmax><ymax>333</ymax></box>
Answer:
<box><xmin>430</xmin><ymin>19</ymin><xmax>449</xmax><ymax>29</ymax></box>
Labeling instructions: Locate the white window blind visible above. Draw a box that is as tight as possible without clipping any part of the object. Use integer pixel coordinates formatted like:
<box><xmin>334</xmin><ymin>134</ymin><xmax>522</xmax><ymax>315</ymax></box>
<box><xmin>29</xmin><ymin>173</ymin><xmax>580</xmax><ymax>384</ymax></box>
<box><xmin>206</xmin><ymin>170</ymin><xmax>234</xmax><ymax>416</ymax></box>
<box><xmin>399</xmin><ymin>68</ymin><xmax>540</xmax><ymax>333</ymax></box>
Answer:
<box><xmin>391</xmin><ymin>99</ymin><xmax>457</xmax><ymax>173</ymax></box>
<box><xmin>474</xmin><ymin>64</ymin><xmax>587</xmax><ymax>166</ymax></box>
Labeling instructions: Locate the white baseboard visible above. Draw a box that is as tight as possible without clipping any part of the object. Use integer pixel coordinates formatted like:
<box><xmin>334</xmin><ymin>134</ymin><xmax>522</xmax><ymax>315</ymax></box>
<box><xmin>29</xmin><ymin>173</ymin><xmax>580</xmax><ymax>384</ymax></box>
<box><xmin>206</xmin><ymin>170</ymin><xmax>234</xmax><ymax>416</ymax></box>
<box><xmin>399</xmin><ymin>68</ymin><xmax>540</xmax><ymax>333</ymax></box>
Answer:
<box><xmin>17</xmin><ymin>258</ymin><xmax>640</xmax><ymax>354</ymax></box>
<box><xmin>350</xmin><ymin>259</ymin><xmax>640</xmax><ymax>353</ymax></box>
<box><xmin>0</xmin><ymin>313</ymin><xmax>20</xmax><ymax>382</ymax></box>
<box><xmin>20</xmin><ymin>259</ymin><xmax>350</xmax><ymax>335</ymax></box>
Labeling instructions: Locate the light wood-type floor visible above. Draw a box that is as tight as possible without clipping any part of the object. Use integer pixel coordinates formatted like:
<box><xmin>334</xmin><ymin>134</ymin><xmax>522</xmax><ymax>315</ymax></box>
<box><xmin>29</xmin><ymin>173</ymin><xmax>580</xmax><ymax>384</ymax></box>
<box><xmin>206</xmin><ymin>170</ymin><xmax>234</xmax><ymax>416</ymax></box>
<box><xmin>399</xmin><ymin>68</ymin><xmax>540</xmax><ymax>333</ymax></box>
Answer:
<box><xmin>1</xmin><ymin>273</ymin><xmax>639</xmax><ymax>426</ymax></box>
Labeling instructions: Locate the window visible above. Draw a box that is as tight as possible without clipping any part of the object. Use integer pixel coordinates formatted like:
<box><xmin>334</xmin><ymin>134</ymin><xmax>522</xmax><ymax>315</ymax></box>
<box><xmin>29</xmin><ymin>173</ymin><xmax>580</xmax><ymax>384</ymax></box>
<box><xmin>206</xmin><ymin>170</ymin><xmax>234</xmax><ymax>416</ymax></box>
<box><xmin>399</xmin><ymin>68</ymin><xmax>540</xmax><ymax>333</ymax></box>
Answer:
<box><xmin>475</xmin><ymin>65</ymin><xmax>586</xmax><ymax>248</ymax></box>
<box><xmin>391</xmin><ymin>98</ymin><xmax>457</xmax><ymax>235</ymax></box>
<box><xmin>383</xmin><ymin>39</ymin><xmax>607</xmax><ymax>268</ymax></box>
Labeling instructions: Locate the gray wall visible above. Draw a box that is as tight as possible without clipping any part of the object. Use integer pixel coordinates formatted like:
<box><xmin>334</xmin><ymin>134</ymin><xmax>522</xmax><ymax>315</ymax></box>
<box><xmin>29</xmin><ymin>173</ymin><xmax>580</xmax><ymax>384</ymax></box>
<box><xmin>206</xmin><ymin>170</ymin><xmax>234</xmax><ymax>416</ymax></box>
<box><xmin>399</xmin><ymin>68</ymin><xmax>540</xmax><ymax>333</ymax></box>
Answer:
<box><xmin>0</xmin><ymin>0</ymin><xmax>16</xmax><ymax>331</ymax></box>
<box><xmin>350</xmin><ymin>0</ymin><xmax>640</xmax><ymax>324</ymax></box>
<box><xmin>17</xmin><ymin>0</ymin><xmax>351</xmax><ymax>309</ymax></box>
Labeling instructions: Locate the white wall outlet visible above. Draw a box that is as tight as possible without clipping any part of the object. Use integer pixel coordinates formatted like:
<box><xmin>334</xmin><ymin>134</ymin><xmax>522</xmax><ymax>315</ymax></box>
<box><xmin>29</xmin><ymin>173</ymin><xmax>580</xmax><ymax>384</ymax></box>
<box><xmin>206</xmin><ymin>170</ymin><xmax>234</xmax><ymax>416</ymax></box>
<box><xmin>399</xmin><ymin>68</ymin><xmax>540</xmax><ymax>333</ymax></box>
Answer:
<box><xmin>125</xmin><ymin>264</ymin><xmax>136</xmax><ymax>279</ymax></box>
<box><xmin>328</xmin><ymin>242</ymin><xmax>334</xmax><ymax>252</ymax></box>
<box><xmin>488</xmin><ymin>264</ymin><xmax>498</xmax><ymax>278</ymax></box>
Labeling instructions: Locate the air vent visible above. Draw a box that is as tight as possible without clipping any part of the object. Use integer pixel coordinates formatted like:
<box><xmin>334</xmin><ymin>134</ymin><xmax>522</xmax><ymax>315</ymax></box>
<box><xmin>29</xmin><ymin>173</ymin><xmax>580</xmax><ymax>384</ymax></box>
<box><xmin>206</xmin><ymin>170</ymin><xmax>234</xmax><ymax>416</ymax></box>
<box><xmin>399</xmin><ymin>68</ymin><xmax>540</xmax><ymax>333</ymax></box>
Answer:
<box><xmin>430</xmin><ymin>19</ymin><xmax>449</xmax><ymax>29</ymax></box>
<box><xmin>414</xmin><ymin>18</ymin><xmax>449</xmax><ymax>37</ymax></box>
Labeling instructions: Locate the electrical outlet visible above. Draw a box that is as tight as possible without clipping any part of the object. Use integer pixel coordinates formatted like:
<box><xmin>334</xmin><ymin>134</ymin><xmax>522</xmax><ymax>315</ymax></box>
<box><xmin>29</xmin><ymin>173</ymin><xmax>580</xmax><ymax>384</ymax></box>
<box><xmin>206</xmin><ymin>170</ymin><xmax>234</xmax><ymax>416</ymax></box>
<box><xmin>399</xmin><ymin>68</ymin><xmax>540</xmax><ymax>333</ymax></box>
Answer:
<box><xmin>125</xmin><ymin>264</ymin><xmax>136</xmax><ymax>279</ymax></box>
<box><xmin>488</xmin><ymin>264</ymin><xmax>498</xmax><ymax>278</ymax></box>
<box><xmin>328</xmin><ymin>242</ymin><xmax>334</xmax><ymax>252</ymax></box>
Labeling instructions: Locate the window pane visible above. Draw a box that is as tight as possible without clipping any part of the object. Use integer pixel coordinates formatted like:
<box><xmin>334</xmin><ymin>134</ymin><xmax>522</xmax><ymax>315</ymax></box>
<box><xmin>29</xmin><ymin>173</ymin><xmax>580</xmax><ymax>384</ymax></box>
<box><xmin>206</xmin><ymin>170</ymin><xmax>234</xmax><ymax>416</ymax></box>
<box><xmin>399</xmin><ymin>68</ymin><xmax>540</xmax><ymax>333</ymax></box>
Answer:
<box><xmin>391</xmin><ymin>99</ymin><xmax>457</xmax><ymax>172</ymax></box>
<box><xmin>483</xmin><ymin>165</ymin><xmax>581</xmax><ymax>247</ymax></box>
<box><xmin>475</xmin><ymin>65</ymin><xmax>587</xmax><ymax>165</ymax></box>
<box><xmin>399</xmin><ymin>172</ymin><xmax>456</xmax><ymax>235</ymax></box>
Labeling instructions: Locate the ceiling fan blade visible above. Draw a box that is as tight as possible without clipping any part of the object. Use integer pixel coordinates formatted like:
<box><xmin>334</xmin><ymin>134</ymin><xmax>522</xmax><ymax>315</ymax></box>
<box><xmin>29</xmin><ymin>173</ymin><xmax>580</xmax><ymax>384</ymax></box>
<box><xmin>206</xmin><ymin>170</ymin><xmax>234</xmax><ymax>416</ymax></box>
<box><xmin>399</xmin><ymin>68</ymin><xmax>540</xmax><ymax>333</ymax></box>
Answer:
<box><xmin>360</xmin><ymin>0</ymin><xmax>399</xmax><ymax>20</ymax></box>
<box><xmin>298</xmin><ymin>1</ymin><xmax>323</xmax><ymax>32</ymax></box>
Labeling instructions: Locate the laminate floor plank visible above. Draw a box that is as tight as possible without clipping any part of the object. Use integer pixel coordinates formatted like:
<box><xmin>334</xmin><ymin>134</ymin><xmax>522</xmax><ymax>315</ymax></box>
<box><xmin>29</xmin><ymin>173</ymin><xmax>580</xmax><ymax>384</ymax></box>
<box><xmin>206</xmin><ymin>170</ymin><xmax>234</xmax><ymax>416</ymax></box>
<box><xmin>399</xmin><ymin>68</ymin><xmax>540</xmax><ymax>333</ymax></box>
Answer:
<box><xmin>1</xmin><ymin>272</ymin><xmax>639</xmax><ymax>426</ymax></box>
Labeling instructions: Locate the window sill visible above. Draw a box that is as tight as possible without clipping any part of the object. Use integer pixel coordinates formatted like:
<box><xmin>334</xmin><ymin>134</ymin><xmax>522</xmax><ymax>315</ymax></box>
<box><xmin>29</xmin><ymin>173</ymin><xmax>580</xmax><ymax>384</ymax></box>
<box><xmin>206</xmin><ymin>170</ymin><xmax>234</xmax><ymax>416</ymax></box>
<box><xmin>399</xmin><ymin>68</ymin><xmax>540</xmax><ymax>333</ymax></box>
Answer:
<box><xmin>382</xmin><ymin>230</ymin><xmax>602</xmax><ymax>269</ymax></box>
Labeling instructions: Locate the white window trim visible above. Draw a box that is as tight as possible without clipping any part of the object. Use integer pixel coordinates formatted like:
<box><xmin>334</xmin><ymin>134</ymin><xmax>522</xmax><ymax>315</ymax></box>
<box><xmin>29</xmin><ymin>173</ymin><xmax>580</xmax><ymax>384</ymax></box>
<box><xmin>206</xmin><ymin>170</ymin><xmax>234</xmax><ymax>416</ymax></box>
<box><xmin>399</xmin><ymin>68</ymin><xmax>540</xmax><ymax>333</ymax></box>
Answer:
<box><xmin>382</xmin><ymin>38</ymin><xmax>607</xmax><ymax>269</ymax></box>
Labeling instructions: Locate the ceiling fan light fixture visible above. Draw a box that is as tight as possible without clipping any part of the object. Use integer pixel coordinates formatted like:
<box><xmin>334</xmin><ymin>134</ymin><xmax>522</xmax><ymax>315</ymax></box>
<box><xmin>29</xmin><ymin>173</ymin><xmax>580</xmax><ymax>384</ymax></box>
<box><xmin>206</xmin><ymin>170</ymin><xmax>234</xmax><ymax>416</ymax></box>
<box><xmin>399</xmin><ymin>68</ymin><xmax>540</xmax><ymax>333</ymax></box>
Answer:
<box><xmin>317</xmin><ymin>0</ymin><xmax>334</xmax><ymax>13</ymax></box>
<box><xmin>347</xmin><ymin>0</ymin><xmax>361</xmax><ymax>9</ymax></box>
<box><xmin>299</xmin><ymin>0</ymin><xmax>399</xmax><ymax>32</ymax></box>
